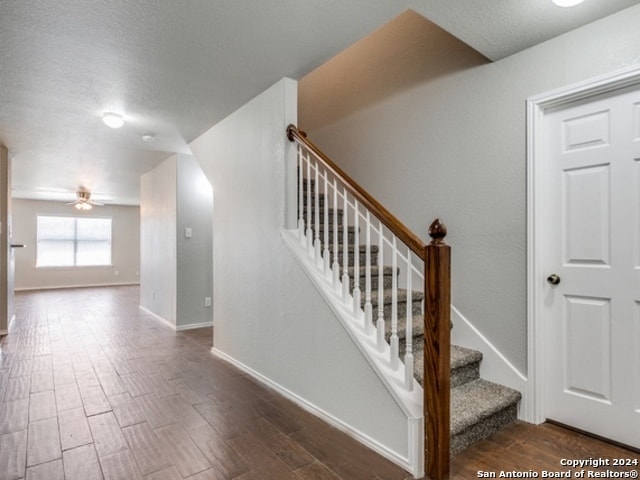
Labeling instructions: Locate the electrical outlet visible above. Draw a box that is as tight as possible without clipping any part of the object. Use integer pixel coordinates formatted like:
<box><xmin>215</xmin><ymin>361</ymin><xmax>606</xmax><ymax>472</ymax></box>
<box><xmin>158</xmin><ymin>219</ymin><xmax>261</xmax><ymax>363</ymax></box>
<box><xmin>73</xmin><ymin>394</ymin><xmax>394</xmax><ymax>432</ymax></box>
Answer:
<box><xmin>204</xmin><ymin>297</ymin><xmax>212</xmax><ymax>307</ymax></box>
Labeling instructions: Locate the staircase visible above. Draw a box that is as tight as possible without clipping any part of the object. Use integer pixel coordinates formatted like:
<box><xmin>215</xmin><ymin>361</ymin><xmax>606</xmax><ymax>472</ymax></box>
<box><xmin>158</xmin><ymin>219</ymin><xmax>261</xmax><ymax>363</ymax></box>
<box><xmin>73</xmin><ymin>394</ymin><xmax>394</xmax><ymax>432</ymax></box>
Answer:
<box><xmin>302</xmin><ymin>177</ymin><xmax>522</xmax><ymax>457</ymax></box>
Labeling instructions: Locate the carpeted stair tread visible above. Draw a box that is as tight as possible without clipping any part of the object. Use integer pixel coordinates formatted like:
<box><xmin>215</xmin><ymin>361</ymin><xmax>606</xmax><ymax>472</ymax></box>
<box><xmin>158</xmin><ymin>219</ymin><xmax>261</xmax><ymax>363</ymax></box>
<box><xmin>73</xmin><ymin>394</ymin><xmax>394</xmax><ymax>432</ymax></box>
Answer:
<box><xmin>451</xmin><ymin>379</ymin><xmax>521</xmax><ymax>436</ymax></box>
<box><xmin>368</xmin><ymin>288</ymin><xmax>424</xmax><ymax>304</ymax></box>
<box><xmin>387</xmin><ymin>314</ymin><xmax>424</xmax><ymax>344</ymax></box>
<box><xmin>449</xmin><ymin>345</ymin><xmax>483</xmax><ymax>388</ymax></box>
<box><xmin>347</xmin><ymin>265</ymin><xmax>395</xmax><ymax>291</ymax></box>
<box><xmin>329</xmin><ymin>243</ymin><xmax>379</xmax><ymax>254</ymax></box>
<box><xmin>301</xmin><ymin>202</ymin><xmax>327</xmax><ymax>211</ymax></box>
<box><xmin>343</xmin><ymin>265</ymin><xmax>395</xmax><ymax>276</ymax></box>
<box><xmin>365</xmin><ymin>288</ymin><xmax>424</xmax><ymax>319</ymax></box>
<box><xmin>302</xmin><ymin>206</ymin><xmax>344</xmax><ymax>218</ymax></box>
<box><xmin>305</xmin><ymin>226</ymin><xmax>361</xmax><ymax>251</ymax></box>
<box><xmin>451</xmin><ymin>345</ymin><xmax>483</xmax><ymax>370</ymax></box>
<box><xmin>410</xmin><ymin>344</ymin><xmax>483</xmax><ymax>388</ymax></box>
<box><xmin>328</xmin><ymin>243</ymin><xmax>379</xmax><ymax>258</ymax></box>
<box><xmin>308</xmin><ymin>226</ymin><xmax>358</xmax><ymax>245</ymax></box>
<box><xmin>309</xmin><ymin>224</ymin><xmax>357</xmax><ymax>234</ymax></box>
<box><xmin>301</xmin><ymin>192</ymin><xmax>327</xmax><ymax>205</ymax></box>
<box><xmin>329</xmin><ymin>244</ymin><xmax>380</xmax><ymax>267</ymax></box>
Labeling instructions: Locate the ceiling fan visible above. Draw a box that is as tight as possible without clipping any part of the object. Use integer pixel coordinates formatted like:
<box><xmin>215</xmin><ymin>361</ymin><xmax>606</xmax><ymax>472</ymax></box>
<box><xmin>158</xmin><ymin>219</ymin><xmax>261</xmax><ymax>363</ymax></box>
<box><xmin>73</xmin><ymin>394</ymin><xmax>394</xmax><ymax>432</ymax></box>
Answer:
<box><xmin>66</xmin><ymin>188</ymin><xmax>104</xmax><ymax>210</ymax></box>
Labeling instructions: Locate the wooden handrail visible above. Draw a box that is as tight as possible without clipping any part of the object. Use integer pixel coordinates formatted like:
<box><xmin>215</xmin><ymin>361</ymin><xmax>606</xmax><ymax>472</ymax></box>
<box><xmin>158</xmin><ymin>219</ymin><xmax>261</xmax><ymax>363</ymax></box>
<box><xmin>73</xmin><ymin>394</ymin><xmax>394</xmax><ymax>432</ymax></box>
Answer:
<box><xmin>287</xmin><ymin>124</ymin><xmax>450</xmax><ymax>480</ymax></box>
<box><xmin>287</xmin><ymin>124</ymin><xmax>427</xmax><ymax>260</ymax></box>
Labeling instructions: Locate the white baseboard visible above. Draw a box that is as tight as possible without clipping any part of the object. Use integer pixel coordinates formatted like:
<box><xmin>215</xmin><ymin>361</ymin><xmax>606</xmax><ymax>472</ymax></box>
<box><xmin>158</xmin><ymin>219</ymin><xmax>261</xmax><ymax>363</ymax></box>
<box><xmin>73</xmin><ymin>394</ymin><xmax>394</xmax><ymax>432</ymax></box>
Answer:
<box><xmin>139</xmin><ymin>306</ymin><xmax>212</xmax><ymax>332</ymax></box>
<box><xmin>450</xmin><ymin>306</ymin><xmax>529</xmax><ymax>421</ymax></box>
<box><xmin>1</xmin><ymin>314</ymin><xmax>16</xmax><ymax>336</ymax></box>
<box><xmin>176</xmin><ymin>321</ymin><xmax>213</xmax><ymax>331</ymax></box>
<box><xmin>139</xmin><ymin>305</ymin><xmax>175</xmax><ymax>330</ymax></box>
<box><xmin>210</xmin><ymin>346</ymin><xmax>418</xmax><ymax>477</ymax></box>
<box><xmin>15</xmin><ymin>282</ymin><xmax>140</xmax><ymax>292</ymax></box>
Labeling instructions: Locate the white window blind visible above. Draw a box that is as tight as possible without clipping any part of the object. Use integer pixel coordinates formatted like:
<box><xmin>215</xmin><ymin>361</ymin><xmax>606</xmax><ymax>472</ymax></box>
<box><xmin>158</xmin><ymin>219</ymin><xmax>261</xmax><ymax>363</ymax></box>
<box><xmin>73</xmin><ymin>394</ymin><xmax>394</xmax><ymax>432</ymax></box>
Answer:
<box><xmin>37</xmin><ymin>216</ymin><xmax>112</xmax><ymax>267</ymax></box>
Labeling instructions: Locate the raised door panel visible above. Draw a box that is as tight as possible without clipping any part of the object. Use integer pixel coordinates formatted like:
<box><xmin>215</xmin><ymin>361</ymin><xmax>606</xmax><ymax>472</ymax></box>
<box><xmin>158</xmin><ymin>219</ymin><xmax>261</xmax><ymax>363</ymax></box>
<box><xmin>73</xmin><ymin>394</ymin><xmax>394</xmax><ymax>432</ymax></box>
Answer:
<box><xmin>563</xmin><ymin>296</ymin><xmax>612</xmax><ymax>403</ymax></box>
<box><xmin>562</xmin><ymin>110</ymin><xmax>610</xmax><ymax>152</ymax></box>
<box><xmin>562</xmin><ymin>165</ymin><xmax>611</xmax><ymax>266</ymax></box>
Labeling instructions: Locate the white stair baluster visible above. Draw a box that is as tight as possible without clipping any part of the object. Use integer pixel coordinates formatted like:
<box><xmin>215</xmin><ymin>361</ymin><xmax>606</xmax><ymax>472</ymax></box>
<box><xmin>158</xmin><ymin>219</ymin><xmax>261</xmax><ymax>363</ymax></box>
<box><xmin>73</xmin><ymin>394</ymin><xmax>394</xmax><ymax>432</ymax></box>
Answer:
<box><xmin>332</xmin><ymin>179</ymin><xmax>340</xmax><ymax>289</ymax></box>
<box><xmin>341</xmin><ymin>187</ymin><xmax>350</xmax><ymax>302</ymax></box>
<box><xmin>352</xmin><ymin>201</ymin><xmax>361</xmax><ymax>317</ymax></box>
<box><xmin>306</xmin><ymin>155</ymin><xmax>313</xmax><ymax>254</ymax></box>
<box><xmin>404</xmin><ymin>248</ymin><xmax>414</xmax><ymax>390</ymax></box>
<box><xmin>323</xmin><ymin>171</ymin><xmax>330</xmax><ymax>275</ymax></box>
<box><xmin>364</xmin><ymin>211</ymin><xmax>373</xmax><ymax>334</ymax></box>
<box><xmin>390</xmin><ymin>236</ymin><xmax>399</xmax><ymax>369</ymax></box>
<box><xmin>376</xmin><ymin>221</ymin><xmax>385</xmax><ymax>351</ymax></box>
<box><xmin>314</xmin><ymin>164</ymin><xmax>321</xmax><ymax>264</ymax></box>
<box><xmin>298</xmin><ymin>146</ymin><xmax>304</xmax><ymax>241</ymax></box>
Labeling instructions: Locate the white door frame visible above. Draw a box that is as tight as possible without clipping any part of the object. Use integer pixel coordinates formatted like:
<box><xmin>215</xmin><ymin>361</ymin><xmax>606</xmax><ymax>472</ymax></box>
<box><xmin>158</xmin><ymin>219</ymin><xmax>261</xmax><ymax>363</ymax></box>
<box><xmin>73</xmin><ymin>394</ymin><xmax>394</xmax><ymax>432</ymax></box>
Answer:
<box><xmin>526</xmin><ymin>64</ymin><xmax>640</xmax><ymax>424</ymax></box>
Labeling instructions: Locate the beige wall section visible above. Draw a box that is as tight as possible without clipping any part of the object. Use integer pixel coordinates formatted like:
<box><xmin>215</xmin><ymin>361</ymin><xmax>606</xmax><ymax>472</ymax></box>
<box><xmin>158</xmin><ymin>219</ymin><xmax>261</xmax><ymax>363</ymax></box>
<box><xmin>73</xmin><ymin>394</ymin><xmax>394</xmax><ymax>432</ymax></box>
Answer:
<box><xmin>299</xmin><ymin>10</ymin><xmax>488</xmax><ymax>132</ymax></box>
<box><xmin>12</xmin><ymin>199</ymin><xmax>140</xmax><ymax>291</ymax></box>
<box><xmin>308</xmin><ymin>4</ymin><xmax>640</xmax><ymax>374</ymax></box>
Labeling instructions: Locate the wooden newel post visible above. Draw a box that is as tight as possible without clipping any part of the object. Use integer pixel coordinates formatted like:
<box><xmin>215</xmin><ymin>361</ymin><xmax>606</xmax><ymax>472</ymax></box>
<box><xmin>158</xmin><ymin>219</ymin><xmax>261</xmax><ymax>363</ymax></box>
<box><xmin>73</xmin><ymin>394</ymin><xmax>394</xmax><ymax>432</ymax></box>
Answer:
<box><xmin>424</xmin><ymin>218</ymin><xmax>451</xmax><ymax>480</ymax></box>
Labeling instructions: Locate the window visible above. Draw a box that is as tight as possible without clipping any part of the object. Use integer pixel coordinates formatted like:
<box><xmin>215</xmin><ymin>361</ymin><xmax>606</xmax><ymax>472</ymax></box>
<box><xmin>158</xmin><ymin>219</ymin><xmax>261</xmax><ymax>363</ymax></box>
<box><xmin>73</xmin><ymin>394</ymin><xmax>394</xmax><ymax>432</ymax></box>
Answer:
<box><xmin>37</xmin><ymin>216</ymin><xmax>112</xmax><ymax>267</ymax></box>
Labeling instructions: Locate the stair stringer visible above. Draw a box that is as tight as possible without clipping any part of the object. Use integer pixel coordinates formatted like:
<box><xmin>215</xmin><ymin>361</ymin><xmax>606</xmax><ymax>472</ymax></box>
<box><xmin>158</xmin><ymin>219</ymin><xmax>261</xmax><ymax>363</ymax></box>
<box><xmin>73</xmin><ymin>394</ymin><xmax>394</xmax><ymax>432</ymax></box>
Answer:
<box><xmin>450</xmin><ymin>305</ymin><xmax>529</xmax><ymax>421</ymax></box>
<box><xmin>281</xmin><ymin>228</ymin><xmax>425</xmax><ymax>478</ymax></box>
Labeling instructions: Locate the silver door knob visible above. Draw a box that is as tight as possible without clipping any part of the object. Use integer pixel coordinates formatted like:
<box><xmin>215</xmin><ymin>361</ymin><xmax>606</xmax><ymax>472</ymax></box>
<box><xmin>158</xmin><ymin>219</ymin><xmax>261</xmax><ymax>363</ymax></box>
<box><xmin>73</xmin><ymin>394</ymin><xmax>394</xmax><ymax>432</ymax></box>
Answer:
<box><xmin>547</xmin><ymin>274</ymin><xmax>561</xmax><ymax>285</ymax></box>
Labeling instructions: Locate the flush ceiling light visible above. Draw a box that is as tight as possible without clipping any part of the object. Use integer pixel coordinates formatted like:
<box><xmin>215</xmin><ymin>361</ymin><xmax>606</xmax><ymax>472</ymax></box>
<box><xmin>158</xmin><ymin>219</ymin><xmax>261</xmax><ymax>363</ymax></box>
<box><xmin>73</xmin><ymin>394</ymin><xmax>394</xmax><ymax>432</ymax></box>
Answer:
<box><xmin>102</xmin><ymin>112</ymin><xmax>124</xmax><ymax>128</ymax></box>
<box><xmin>141</xmin><ymin>133</ymin><xmax>156</xmax><ymax>142</ymax></box>
<box><xmin>552</xmin><ymin>0</ymin><xmax>584</xmax><ymax>7</ymax></box>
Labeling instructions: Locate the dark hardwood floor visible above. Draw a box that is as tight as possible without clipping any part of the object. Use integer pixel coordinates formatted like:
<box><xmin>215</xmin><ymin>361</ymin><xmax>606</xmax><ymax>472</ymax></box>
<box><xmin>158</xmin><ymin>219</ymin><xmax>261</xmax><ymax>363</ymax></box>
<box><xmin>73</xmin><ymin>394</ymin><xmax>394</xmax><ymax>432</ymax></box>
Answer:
<box><xmin>0</xmin><ymin>286</ymin><xmax>637</xmax><ymax>480</ymax></box>
<box><xmin>450</xmin><ymin>421</ymin><xmax>638</xmax><ymax>479</ymax></box>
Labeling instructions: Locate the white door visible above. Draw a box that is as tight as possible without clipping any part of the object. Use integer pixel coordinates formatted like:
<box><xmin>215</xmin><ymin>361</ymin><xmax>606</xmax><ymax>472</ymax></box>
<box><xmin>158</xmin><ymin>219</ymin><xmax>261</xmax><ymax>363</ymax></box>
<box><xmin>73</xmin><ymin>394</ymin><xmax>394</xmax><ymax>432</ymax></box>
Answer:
<box><xmin>542</xmin><ymin>84</ymin><xmax>640</xmax><ymax>449</ymax></box>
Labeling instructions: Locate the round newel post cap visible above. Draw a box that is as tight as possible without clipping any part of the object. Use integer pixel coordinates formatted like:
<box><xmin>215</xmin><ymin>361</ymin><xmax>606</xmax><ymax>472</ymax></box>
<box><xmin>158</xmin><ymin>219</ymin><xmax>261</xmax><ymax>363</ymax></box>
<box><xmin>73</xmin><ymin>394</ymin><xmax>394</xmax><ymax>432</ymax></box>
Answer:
<box><xmin>428</xmin><ymin>218</ymin><xmax>447</xmax><ymax>245</ymax></box>
<box><xmin>286</xmin><ymin>124</ymin><xmax>308</xmax><ymax>142</ymax></box>
<box><xmin>286</xmin><ymin>124</ymin><xmax>296</xmax><ymax>142</ymax></box>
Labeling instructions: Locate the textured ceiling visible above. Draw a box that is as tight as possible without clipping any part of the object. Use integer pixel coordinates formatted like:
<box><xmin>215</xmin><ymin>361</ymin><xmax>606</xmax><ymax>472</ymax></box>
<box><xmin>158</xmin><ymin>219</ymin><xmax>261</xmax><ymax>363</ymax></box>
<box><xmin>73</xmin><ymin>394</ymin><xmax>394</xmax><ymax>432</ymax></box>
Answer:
<box><xmin>1</xmin><ymin>0</ymin><xmax>638</xmax><ymax>205</ymax></box>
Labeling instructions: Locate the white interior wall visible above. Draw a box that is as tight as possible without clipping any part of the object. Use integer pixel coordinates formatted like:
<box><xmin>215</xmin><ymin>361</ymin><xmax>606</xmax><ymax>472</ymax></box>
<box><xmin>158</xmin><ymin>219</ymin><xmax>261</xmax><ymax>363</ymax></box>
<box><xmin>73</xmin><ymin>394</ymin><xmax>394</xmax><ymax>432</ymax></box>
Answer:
<box><xmin>140</xmin><ymin>156</ymin><xmax>177</xmax><ymax>324</ymax></box>
<box><xmin>12</xmin><ymin>199</ymin><xmax>140</xmax><ymax>291</ymax></box>
<box><xmin>0</xmin><ymin>145</ymin><xmax>10</xmax><ymax>333</ymax></box>
<box><xmin>176</xmin><ymin>154</ymin><xmax>214</xmax><ymax>328</ymax></box>
<box><xmin>308</xmin><ymin>5</ymin><xmax>640</xmax><ymax>375</ymax></box>
<box><xmin>189</xmin><ymin>78</ymin><xmax>412</xmax><ymax>467</ymax></box>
